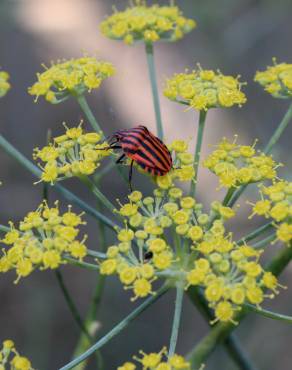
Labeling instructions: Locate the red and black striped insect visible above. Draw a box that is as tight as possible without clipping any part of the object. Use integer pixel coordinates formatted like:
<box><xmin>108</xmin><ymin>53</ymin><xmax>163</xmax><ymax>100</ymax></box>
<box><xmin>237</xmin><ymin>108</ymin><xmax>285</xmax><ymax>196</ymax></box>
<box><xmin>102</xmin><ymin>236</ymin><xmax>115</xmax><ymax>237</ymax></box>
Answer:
<box><xmin>104</xmin><ymin>125</ymin><xmax>172</xmax><ymax>191</ymax></box>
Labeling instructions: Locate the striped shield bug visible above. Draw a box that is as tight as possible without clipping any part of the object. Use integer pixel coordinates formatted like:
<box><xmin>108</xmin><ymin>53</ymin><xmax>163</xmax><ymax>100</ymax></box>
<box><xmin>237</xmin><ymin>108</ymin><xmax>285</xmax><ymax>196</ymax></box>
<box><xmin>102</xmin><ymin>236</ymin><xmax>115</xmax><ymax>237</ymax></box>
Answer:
<box><xmin>103</xmin><ymin>125</ymin><xmax>173</xmax><ymax>190</ymax></box>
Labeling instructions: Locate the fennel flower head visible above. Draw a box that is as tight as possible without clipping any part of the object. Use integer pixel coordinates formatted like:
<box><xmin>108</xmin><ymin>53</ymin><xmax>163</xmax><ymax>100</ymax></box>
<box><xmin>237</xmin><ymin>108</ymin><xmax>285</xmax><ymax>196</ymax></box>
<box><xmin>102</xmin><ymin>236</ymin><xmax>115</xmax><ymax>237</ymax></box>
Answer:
<box><xmin>0</xmin><ymin>201</ymin><xmax>88</xmax><ymax>283</ymax></box>
<box><xmin>117</xmin><ymin>347</ymin><xmax>191</xmax><ymax>370</ymax></box>
<box><xmin>100</xmin><ymin>0</ymin><xmax>196</xmax><ymax>45</ymax></box>
<box><xmin>249</xmin><ymin>180</ymin><xmax>292</xmax><ymax>244</ymax></box>
<box><xmin>254</xmin><ymin>59</ymin><xmax>292</xmax><ymax>98</ymax></box>
<box><xmin>0</xmin><ymin>339</ymin><xmax>34</xmax><ymax>370</ymax></box>
<box><xmin>0</xmin><ymin>71</ymin><xmax>11</xmax><ymax>98</ymax></box>
<box><xmin>164</xmin><ymin>67</ymin><xmax>247</xmax><ymax>111</ymax></box>
<box><xmin>28</xmin><ymin>56</ymin><xmax>115</xmax><ymax>103</ymax></box>
<box><xmin>33</xmin><ymin>122</ymin><xmax>111</xmax><ymax>184</ymax></box>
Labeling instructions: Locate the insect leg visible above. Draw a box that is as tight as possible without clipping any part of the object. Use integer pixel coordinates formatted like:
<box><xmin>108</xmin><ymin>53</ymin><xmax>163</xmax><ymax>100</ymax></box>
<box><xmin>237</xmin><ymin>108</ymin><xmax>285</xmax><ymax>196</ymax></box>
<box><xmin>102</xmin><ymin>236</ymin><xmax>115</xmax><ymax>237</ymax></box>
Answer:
<box><xmin>116</xmin><ymin>153</ymin><xmax>126</xmax><ymax>164</ymax></box>
<box><xmin>129</xmin><ymin>159</ymin><xmax>134</xmax><ymax>192</ymax></box>
<box><xmin>96</xmin><ymin>145</ymin><xmax>122</xmax><ymax>150</ymax></box>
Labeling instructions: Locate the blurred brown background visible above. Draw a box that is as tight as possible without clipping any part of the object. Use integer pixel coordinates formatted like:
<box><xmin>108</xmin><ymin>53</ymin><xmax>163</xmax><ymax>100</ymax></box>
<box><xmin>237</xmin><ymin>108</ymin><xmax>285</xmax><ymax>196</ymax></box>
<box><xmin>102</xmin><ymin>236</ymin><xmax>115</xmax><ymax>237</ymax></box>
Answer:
<box><xmin>0</xmin><ymin>0</ymin><xmax>292</xmax><ymax>369</ymax></box>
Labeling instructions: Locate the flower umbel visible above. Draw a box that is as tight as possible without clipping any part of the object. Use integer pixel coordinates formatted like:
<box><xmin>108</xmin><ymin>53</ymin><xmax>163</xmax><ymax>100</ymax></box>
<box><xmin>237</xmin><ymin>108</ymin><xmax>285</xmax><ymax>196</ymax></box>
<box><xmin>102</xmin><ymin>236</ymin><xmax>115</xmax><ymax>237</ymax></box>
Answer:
<box><xmin>118</xmin><ymin>347</ymin><xmax>191</xmax><ymax>369</ymax></box>
<box><xmin>0</xmin><ymin>339</ymin><xmax>34</xmax><ymax>370</ymax></box>
<box><xmin>203</xmin><ymin>137</ymin><xmax>280</xmax><ymax>189</ymax></box>
<box><xmin>33</xmin><ymin>122</ymin><xmax>111</xmax><ymax>184</ymax></box>
<box><xmin>254</xmin><ymin>59</ymin><xmax>292</xmax><ymax>98</ymax></box>
<box><xmin>28</xmin><ymin>56</ymin><xmax>115</xmax><ymax>103</ymax></box>
<box><xmin>0</xmin><ymin>201</ymin><xmax>88</xmax><ymax>282</ymax></box>
<box><xmin>0</xmin><ymin>71</ymin><xmax>11</xmax><ymax>98</ymax></box>
<box><xmin>164</xmin><ymin>67</ymin><xmax>246</xmax><ymax>111</ymax></box>
<box><xmin>100</xmin><ymin>1</ymin><xmax>196</xmax><ymax>45</ymax></box>
<box><xmin>249</xmin><ymin>180</ymin><xmax>292</xmax><ymax>243</ymax></box>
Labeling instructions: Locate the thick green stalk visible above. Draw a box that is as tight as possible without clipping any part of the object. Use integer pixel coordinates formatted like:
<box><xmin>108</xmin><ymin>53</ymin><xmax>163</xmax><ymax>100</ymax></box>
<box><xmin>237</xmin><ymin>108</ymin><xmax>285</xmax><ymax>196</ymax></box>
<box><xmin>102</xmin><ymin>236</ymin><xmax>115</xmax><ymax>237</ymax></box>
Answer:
<box><xmin>223</xmin><ymin>334</ymin><xmax>259</xmax><ymax>370</ymax></box>
<box><xmin>145</xmin><ymin>42</ymin><xmax>163</xmax><ymax>139</ymax></box>
<box><xmin>264</xmin><ymin>101</ymin><xmax>292</xmax><ymax>154</ymax></box>
<box><xmin>76</xmin><ymin>95</ymin><xmax>102</xmax><ymax>133</ymax></box>
<box><xmin>188</xmin><ymin>244</ymin><xmax>292</xmax><ymax>368</ymax></box>
<box><xmin>0</xmin><ymin>135</ymin><xmax>117</xmax><ymax>231</ymax></box>
<box><xmin>59</xmin><ymin>285</ymin><xmax>169</xmax><ymax>370</ymax></box>
<box><xmin>190</xmin><ymin>110</ymin><xmax>207</xmax><ymax>197</ymax></box>
<box><xmin>244</xmin><ymin>303</ymin><xmax>292</xmax><ymax>324</ymax></box>
<box><xmin>168</xmin><ymin>284</ymin><xmax>184</xmax><ymax>357</ymax></box>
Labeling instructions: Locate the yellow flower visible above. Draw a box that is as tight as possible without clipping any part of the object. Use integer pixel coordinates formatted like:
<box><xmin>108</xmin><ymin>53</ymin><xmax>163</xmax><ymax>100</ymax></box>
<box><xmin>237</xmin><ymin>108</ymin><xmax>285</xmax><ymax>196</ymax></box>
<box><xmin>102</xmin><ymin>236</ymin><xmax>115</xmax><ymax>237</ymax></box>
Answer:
<box><xmin>164</xmin><ymin>67</ymin><xmax>246</xmax><ymax>111</ymax></box>
<box><xmin>0</xmin><ymin>201</ymin><xmax>87</xmax><ymax>282</ymax></box>
<box><xmin>28</xmin><ymin>56</ymin><xmax>115</xmax><ymax>102</ymax></box>
<box><xmin>100</xmin><ymin>2</ymin><xmax>196</xmax><ymax>45</ymax></box>
<box><xmin>254</xmin><ymin>59</ymin><xmax>292</xmax><ymax>98</ymax></box>
<box><xmin>33</xmin><ymin>122</ymin><xmax>110</xmax><ymax>183</ymax></box>
<box><xmin>0</xmin><ymin>340</ymin><xmax>34</xmax><ymax>370</ymax></box>
<box><xmin>0</xmin><ymin>71</ymin><xmax>11</xmax><ymax>97</ymax></box>
<box><xmin>204</xmin><ymin>137</ymin><xmax>279</xmax><ymax>189</ymax></box>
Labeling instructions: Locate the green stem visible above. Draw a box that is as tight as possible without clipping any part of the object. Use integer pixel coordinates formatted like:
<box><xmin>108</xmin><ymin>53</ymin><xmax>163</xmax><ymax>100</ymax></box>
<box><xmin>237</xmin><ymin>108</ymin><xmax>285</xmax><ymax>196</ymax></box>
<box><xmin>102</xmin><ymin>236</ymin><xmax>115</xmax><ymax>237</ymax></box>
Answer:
<box><xmin>224</xmin><ymin>335</ymin><xmax>259</xmax><ymax>370</ymax></box>
<box><xmin>64</xmin><ymin>256</ymin><xmax>99</xmax><ymax>271</ymax></box>
<box><xmin>244</xmin><ymin>303</ymin><xmax>292</xmax><ymax>324</ymax></box>
<box><xmin>55</xmin><ymin>270</ymin><xmax>91</xmax><ymax>341</ymax></box>
<box><xmin>237</xmin><ymin>222</ymin><xmax>274</xmax><ymax>245</ymax></box>
<box><xmin>59</xmin><ymin>284</ymin><xmax>169</xmax><ymax>370</ymax></box>
<box><xmin>0</xmin><ymin>135</ymin><xmax>117</xmax><ymax>231</ymax></box>
<box><xmin>190</xmin><ymin>110</ymin><xmax>207</xmax><ymax>197</ymax></box>
<box><xmin>76</xmin><ymin>95</ymin><xmax>102</xmax><ymax>133</ymax></box>
<box><xmin>264</xmin><ymin>101</ymin><xmax>292</xmax><ymax>154</ymax></box>
<box><xmin>145</xmin><ymin>42</ymin><xmax>163</xmax><ymax>139</ymax></box>
<box><xmin>0</xmin><ymin>224</ymin><xmax>10</xmax><ymax>233</ymax></box>
<box><xmin>87</xmin><ymin>249</ymin><xmax>107</xmax><ymax>259</ymax></box>
<box><xmin>79</xmin><ymin>175</ymin><xmax>116</xmax><ymax>213</ymax></box>
<box><xmin>188</xmin><ymin>243</ymin><xmax>292</xmax><ymax>368</ymax></box>
<box><xmin>252</xmin><ymin>233</ymin><xmax>275</xmax><ymax>249</ymax></box>
<box><xmin>222</xmin><ymin>186</ymin><xmax>237</xmax><ymax>206</ymax></box>
<box><xmin>168</xmin><ymin>284</ymin><xmax>184</xmax><ymax>357</ymax></box>
<box><xmin>72</xmin><ymin>193</ymin><xmax>107</xmax><ymax>370</ymax></box>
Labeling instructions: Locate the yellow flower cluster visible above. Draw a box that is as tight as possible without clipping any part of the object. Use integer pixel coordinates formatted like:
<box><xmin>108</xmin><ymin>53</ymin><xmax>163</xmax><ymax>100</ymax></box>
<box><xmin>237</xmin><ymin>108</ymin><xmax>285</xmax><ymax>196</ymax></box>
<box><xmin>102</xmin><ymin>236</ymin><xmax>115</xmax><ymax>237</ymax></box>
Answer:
<box><xmin>99</xmin><ymin>186</ymin><xmax>200</xmax><ymax>300</ymax></box>
<box><xmin>0</xmin><ymin>339</ymin><xmax>34</xmax><ymax>370</ymax></box>
<box><xmin>33</xmin><ymin>122</ymin><xmax>111</xmax><ymax>184</ymax></box>
<box><xmin>0</xmin><ymin>71</ymin><xmax>11</xmax><ymax>98</ymax></box>
<box><xmin>249</xmin><ymin>180</ymin><xmax>292</xmax><ymax>244</ymax></box>
<box><xmin>100</xmin><ymin>1</ymin><xmax>196</xmax><ymax>45</ymax></box>
<box><xmin>28</xmin><ymin>57</ymin><xmax>115</xmax><ymax>103</ymax></box>
<box><xmin>186</xmin><ymin>218</ymin><xmax>279</xmax><ymax>324</ymax></box>
<box><xmin>164</xmin><ymin>68</ymin><xmax>246</xmax><ymax>111</ymax></box>
<box><xmin>99</xmin><ymin>185</ymin><xmax>228</xmax><ymax>303</ymax></box>
<box><xmin>0</xmin><ymin>201</ymin><xmax>87</xmax><ymax>283</ymax></box>
<box><xmin>254</xmin><ymin>59</ymin><xmax>292</xmax><ymax>98</ymax></box>
<box><xmin>155</xmin><ymin>139</ymin><xmax>195</xmax><ymax>188</ymax></box>
<box><xmin>117</xmin><ymin>347</ymin><xmax>190</xmax><ymax>370</ymax></box>
<box><xmin>203</xmin><ymin>137</ymin><xmax>279</xmax><ymax>188</ymax></box>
